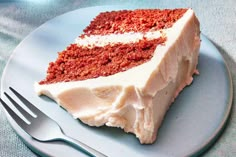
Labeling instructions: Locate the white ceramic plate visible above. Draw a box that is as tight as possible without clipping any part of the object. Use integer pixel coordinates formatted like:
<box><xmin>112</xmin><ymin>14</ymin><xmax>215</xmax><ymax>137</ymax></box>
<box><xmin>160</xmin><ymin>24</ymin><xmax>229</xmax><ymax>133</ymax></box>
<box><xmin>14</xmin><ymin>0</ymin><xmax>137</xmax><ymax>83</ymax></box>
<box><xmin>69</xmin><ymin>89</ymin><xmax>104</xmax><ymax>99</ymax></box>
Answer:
<box><xmin>0</xmin><ymin>6</ymin><xmax>233</xmax><ymax>157</ymax></box>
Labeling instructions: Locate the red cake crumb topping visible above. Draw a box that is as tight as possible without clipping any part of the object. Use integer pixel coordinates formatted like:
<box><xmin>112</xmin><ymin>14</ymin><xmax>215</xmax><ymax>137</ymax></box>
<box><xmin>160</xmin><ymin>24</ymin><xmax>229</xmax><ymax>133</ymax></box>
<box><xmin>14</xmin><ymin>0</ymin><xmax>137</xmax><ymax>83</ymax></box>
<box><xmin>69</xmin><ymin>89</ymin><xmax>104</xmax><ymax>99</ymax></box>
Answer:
<box><xmin>82</xmin><ymin>9</ymin><xmax>187</xmax><ymax>37</ymax></box>
<box><xmin>39</xmin><ymin>37</ymin><xmax>166</xmax><ymax>84</ymax></box>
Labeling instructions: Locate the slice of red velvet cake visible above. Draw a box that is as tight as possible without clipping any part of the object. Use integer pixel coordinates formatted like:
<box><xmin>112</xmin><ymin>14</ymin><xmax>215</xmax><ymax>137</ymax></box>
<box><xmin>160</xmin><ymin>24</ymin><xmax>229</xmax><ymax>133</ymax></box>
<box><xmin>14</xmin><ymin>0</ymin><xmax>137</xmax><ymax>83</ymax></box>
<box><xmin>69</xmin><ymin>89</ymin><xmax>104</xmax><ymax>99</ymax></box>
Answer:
<box><xmin>35</xmin><ymin>8</ymin><xmax>200</xmax><ymax>144</ymax></box>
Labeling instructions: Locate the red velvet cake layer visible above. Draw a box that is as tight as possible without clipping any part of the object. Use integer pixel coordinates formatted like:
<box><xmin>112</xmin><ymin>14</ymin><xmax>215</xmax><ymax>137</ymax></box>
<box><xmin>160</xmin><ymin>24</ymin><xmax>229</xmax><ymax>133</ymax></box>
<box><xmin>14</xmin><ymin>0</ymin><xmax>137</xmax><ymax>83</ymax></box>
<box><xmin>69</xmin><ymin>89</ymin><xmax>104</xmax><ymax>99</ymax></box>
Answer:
<box><xmin>39</xmin><ymin>37</ymin><xmax>166</xmax><ymax>84</ymax></box>
<box><xmin>82</xmin><ymin>9</ymin><xmax>187</xmax><ymax>37</ymax></box>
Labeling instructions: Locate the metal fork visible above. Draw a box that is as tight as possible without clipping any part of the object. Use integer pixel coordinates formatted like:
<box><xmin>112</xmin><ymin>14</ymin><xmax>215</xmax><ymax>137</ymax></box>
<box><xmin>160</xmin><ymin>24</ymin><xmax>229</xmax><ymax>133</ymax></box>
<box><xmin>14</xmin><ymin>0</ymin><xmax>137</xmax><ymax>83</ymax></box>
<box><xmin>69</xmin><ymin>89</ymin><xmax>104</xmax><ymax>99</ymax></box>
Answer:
<box><xmin>0</xmin><ymin>87</ymin><xmax>107</xmax><ymax>157</ymax></box>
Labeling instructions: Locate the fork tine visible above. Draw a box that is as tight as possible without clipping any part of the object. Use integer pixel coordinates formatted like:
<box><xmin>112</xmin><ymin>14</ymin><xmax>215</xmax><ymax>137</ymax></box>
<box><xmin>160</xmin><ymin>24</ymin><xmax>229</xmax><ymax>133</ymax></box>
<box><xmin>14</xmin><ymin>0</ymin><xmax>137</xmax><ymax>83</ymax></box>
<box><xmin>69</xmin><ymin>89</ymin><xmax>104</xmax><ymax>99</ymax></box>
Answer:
<box><xmin>4</xmin><ymin>92</ymin><xmax>35</xmax><ymax>122</ymax></box>
<box><xmin>9</xmin><ymin>87</ymin><xmax>42</xmax><ymax>116</ymax></box>
<box><xmin>0</xmin><ymin>98</ymin><xmax>29</xmax><ymax>129</ymax></box>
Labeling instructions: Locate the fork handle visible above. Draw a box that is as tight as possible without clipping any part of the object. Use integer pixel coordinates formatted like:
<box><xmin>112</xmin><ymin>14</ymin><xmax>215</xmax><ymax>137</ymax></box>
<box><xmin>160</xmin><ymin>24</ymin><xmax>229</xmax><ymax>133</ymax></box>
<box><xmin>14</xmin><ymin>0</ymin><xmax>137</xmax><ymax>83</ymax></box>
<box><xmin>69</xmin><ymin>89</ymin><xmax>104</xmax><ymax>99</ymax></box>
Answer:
<box><xmin>59</xmin><ymin>134</ymin><xmax>107</xmax><ymax>157</ymax></box>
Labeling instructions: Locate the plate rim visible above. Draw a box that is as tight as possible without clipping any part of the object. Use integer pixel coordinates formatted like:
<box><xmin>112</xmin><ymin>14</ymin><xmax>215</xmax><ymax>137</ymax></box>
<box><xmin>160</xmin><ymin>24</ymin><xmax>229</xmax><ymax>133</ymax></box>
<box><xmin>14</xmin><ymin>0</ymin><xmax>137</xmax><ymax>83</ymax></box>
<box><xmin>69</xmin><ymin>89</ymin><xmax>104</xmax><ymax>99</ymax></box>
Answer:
<box><xmin>189</xmin><ymin>35</ymin><xmax>233</xmax><ymax>157</ymax></box>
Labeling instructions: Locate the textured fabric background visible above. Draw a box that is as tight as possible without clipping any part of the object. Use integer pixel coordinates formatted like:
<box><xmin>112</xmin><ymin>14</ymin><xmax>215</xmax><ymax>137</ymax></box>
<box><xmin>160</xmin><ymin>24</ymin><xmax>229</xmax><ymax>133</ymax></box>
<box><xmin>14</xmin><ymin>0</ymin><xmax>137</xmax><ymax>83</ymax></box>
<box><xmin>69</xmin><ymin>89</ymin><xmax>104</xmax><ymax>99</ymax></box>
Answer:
<box><xmin>0</xmin><ymin>0</ymin><xmax>235</xmax><ymax>156</ymax></box>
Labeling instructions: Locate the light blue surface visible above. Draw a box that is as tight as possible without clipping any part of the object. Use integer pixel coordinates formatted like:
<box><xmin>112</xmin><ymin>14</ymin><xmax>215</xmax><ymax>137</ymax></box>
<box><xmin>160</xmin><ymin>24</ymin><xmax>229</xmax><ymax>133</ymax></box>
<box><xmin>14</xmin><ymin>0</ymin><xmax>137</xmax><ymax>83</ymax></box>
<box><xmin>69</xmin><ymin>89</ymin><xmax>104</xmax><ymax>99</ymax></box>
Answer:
<box><xmin>0</xmin><ymin>5</ymin><xmax>233</xmax><ymax>157</ymax></box>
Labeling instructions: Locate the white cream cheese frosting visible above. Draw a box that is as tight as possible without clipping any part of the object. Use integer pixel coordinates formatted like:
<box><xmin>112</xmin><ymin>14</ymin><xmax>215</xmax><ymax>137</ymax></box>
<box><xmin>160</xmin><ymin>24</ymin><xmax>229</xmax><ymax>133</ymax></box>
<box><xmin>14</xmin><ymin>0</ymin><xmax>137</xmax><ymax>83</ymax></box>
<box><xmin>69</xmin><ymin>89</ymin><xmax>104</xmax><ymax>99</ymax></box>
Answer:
<box><xmin>35</xmin><ymin>9</ymin><xmax>200</xmax><ymax>144</ymax></box>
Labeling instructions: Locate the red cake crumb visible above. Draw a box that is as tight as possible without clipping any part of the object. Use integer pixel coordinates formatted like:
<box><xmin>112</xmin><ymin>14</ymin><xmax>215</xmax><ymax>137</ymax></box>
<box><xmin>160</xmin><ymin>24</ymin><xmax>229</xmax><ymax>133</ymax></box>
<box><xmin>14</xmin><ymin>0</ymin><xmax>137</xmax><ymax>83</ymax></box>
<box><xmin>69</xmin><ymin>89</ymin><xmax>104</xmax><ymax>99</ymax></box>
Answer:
<box><xmin>39</xmin><ymin>37</ymin><xmax>166</xmax><ymax>84</ymax></box>
<box><xmin>39</xmin><ymin>9</ymin><xmax>188</xmax><ymax>85</ymax></box>
<box><xmin>81</xmin><ymin>9</ymin><xmax>187</xmax><ymax>37</ymax></box>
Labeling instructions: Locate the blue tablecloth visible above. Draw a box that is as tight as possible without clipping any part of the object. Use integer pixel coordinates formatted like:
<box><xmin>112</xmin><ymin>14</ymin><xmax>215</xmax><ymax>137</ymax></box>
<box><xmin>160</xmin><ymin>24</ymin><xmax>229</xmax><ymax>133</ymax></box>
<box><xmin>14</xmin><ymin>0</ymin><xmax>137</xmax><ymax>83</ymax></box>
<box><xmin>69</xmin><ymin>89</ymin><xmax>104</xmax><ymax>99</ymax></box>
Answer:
<box><xmin>0</xmin><ymin>0</ymin><xmax>235</xmax><ymax>156</ymax></box>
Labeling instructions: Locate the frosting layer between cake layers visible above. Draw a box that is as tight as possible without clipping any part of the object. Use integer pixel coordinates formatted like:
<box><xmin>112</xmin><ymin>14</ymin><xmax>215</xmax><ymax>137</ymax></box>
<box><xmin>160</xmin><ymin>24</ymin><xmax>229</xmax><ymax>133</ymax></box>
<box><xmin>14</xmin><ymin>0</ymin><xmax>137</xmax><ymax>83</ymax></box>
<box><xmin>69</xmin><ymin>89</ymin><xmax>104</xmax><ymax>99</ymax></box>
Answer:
<box><xmin>35</xmin><ymin>9</ymin><xmax>200</xmax><ymax>144</ymax></box>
